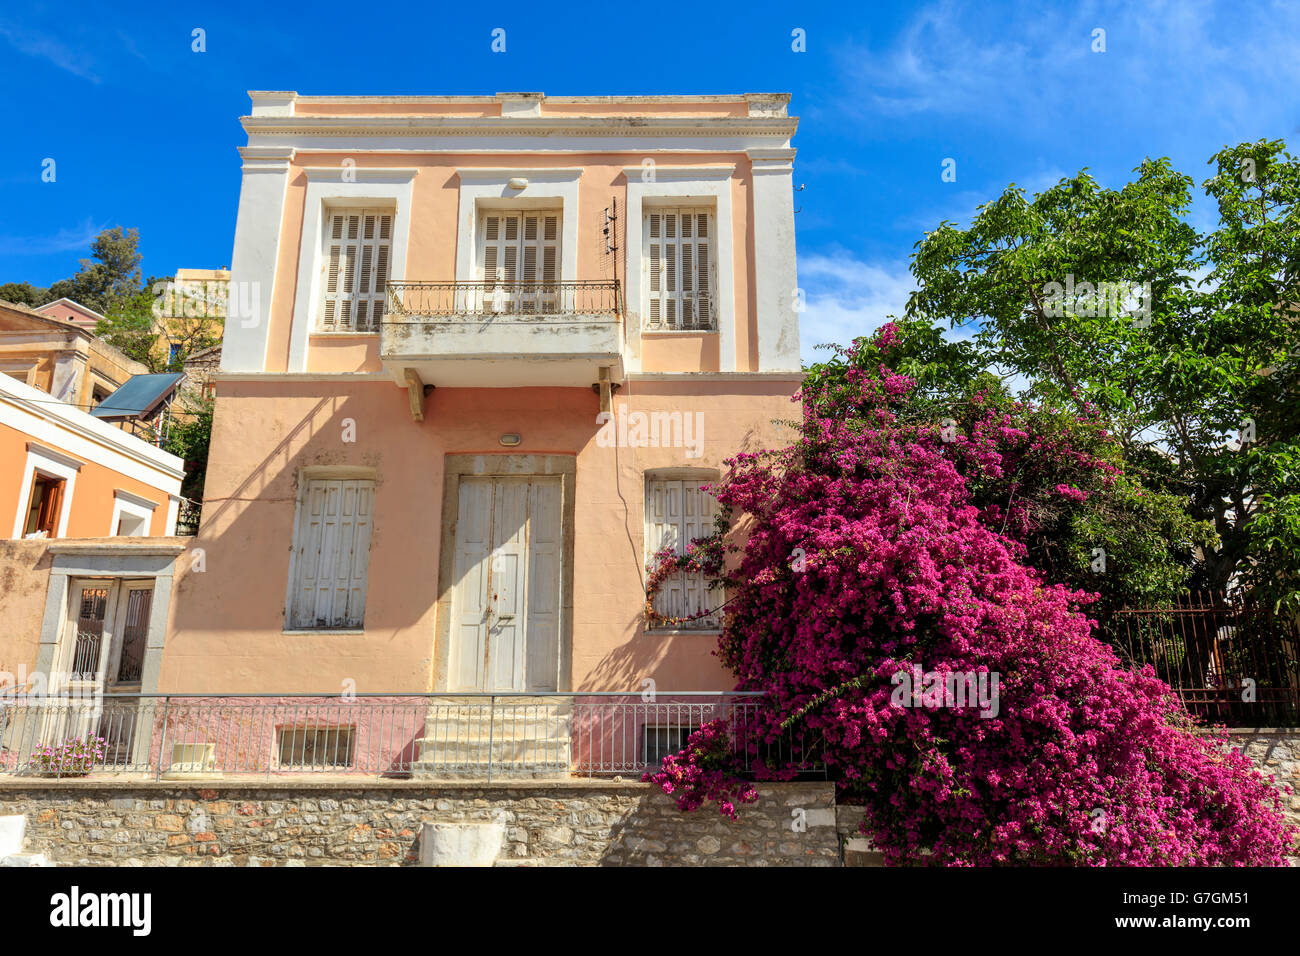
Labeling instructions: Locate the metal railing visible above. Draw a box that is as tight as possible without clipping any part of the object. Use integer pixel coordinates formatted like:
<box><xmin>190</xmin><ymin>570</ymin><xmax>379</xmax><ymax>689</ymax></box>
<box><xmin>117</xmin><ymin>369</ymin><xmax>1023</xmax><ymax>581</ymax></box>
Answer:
<box><xmin>174</xmin><ymin>497</ymin><xmax>202</xmax><ymax>536</ymax></box>
<box><xmin>1099</xmin><ymin>591</ymin><xmax>1300</xmax><ymax>725</ymax></box>
<box><xmin>386</xmin><ymin>280</ymin><xmax>621</xmax><ymax>318</ymax></box>
<box><xmin>0</xmin><ymin>692</ymin><xmax>822</xmax><ymax>782</ymax></box>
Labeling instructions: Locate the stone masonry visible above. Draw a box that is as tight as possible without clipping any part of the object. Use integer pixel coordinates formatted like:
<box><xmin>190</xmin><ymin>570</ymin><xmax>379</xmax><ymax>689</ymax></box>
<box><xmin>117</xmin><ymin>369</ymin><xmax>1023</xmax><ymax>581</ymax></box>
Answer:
<box><xmin>0</xmin><ymin>780</ymin><xmax>839</xmax><ymax>867</ymax></box>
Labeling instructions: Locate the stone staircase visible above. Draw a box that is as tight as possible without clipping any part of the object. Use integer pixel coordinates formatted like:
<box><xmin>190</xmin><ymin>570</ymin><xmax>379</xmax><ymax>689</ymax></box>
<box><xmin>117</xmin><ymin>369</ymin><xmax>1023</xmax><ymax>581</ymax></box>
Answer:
<box><xmin>411</xmin><ymin>696</ymin><xmax>573</xmax><ymax>780</ymax></box>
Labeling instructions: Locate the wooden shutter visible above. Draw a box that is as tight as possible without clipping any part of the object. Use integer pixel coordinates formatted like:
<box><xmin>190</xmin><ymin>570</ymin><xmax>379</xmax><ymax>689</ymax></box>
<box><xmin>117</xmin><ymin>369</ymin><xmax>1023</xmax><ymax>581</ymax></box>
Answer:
<box><xmin>519</xmin><ymin>212</ymin><xmax>561</xmax><ymax>312</ymax></box>
<box><xmin>319</xmin><ymin>209</ymin><xmax>393</xmax><ymax>331</ymax></box>
<box><xmin>645</xmin><ymin>208</ymin><xmax>715</xmax><ymax>331</ymax></box>
<box><xmin>291</xmin><ymin>478</ymin><xmax>375</xmax><ymax>629</ymax></box>
<box><xmin>481</xmin><ymin>210</ymin><xmax>561</xmax><ymax>313</ymax></box>
<box><xmin>645</xmin><ymin>478</ymin><xmax>718</xmax><ymax>626</ymax></box>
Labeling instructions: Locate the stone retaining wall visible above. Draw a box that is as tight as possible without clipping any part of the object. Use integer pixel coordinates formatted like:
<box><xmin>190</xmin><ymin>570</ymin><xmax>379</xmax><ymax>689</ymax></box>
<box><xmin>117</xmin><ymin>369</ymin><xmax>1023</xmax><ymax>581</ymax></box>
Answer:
<box><xmin>0</xmin><ymin>780</ymin><xmax>839</xmax><ymax>867</ymax></box>
<box><xmin>1224</xmin><ymin>729</ymin><xmax>1300</xmax><ymax>847</ymax></box>
<box><xmin>2</xmin><ymin>729</ymin><xmax>1295</xmax><ymax>866</ymax></box>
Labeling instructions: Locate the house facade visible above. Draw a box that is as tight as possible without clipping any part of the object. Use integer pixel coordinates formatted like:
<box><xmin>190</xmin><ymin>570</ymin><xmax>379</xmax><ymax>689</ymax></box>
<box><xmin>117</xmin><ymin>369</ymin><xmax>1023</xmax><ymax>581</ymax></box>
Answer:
<box><xmin>165</xmin><ymin>91</ymin><xmax>802</xmax><ymax>701</ymax></box>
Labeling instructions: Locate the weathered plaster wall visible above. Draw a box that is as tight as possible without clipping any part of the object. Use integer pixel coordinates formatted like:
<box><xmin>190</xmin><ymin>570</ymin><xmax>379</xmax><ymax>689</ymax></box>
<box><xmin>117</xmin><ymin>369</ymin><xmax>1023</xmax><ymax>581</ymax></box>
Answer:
<box><xmin>170</xmin><ymin>377</ymin><xmax>798</xmax><ymax>693</ymax></box>
<box><xmin>0</xmin><ymin>540</ymin><xmax>52</xmax><ymax>679</ymax></box>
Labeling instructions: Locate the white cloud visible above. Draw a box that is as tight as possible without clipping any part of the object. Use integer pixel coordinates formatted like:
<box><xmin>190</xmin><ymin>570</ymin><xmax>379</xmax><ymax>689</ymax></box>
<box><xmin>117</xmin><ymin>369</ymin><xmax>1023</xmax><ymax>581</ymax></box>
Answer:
<box><xmin>797</xmin><ymin>252</ymin><xmax>916</xmax><ymax>365</ymax></box>
<box><xmin>0</xmin><ymin>218</ymin><xmax>104</xmax><ymax>257</ymax></box>
<box><xmin>829</xmin><ymin>0</ymin><xmax>1300</xmax><ymax>139</ymax></box>
<box><xmin>0</xmin><ymin>22</ymin><xmax>99</xmax><ymax>82</ymax></box>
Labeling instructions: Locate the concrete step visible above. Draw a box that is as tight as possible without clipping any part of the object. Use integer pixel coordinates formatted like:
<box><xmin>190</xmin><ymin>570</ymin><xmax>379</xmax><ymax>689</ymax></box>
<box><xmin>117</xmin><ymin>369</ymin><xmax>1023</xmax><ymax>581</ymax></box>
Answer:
<box><xmin>414</xmin><ymin>737</ymin><xmax>571</xmax><ymax>764</ymax></box>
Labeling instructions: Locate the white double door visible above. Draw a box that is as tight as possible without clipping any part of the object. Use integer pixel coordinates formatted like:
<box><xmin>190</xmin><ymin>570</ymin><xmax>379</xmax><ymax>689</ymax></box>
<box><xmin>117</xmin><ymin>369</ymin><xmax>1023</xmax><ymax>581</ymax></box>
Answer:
<box><xmin>451</xmin><ymin>477</ymin><xmax>561</xmax><ymax>692</ymax></box>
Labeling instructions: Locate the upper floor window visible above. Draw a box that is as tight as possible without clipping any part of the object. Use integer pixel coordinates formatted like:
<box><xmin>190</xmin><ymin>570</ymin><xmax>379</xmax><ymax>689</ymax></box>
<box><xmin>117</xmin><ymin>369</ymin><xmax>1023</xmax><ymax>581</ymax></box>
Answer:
<box><xmin>318</xmin><ymin>208</ymin><xmax>393</xmax><ymax>333</ymax></box>
<box><xmin>645</xmin><ymin>207</ymin><xmax>716</xmax><ymax>332</ymax></box>
<box><xmin>24</xmin><ymin>473</ymin><xmax>65</xmax><ymax>538</ymax></box>
<box><xmin>479</xmin><ymin>210</ymin><xmax>561</xmax><ymax>313</ymax></box>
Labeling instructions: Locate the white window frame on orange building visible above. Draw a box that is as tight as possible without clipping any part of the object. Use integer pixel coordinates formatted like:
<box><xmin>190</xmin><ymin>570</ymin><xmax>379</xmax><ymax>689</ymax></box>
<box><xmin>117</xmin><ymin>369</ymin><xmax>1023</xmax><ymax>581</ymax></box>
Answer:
<box><xmin>286</xmin><ymin>167</ymin><xmax>416</xmax><ymax>372</ymax></box>
<box><xmin>623</xmin><ymin>166</ymin><xmax>736</xmax><ymax>373</ymax></box>
<box><xmin>453</xmin><ymin>168</ymin><xmax>582</xmax><ymax>285</ymax></box>
<box><xmin>110</xmin><ymin>488</ymin><xmax>158</xmax><ymax>537</ymax></box>
<box><xmin>13</xmin><ymin>442</ymin><xmax>81</xmax><ymax>539</ymax></box>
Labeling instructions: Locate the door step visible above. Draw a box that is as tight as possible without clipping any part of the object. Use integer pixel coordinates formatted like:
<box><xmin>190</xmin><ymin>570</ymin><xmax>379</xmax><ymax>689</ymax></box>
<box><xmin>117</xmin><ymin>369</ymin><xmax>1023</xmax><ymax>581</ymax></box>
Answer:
<box><xmin>413</xmin><ymin>696</ymin><xmax>573</xmax><ymax>779</ymax></box>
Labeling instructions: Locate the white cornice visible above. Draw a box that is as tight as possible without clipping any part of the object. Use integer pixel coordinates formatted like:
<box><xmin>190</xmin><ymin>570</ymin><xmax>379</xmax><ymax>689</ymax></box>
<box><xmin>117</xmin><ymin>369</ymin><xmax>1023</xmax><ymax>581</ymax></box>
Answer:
<box><xmin>114</xmin><ymin>487</ymin><xmax>160</xmax><ymax>511</ymax></box>
<box><xmin>213</xmin><ymin>372</ymin><xmax>392</xmax><ymax>383</ymax></box>
<box><xmin>627</xmin><ymin>372</ymin><xmax>804</xmax><ymax>383</ymax></box>
<box><xmin>241</xmin><ymin>115</ymin><xmax>797</xmax><ymax>138</ymax></box>
<box><xmin>46</xmin><ymin>541</ymin><xmax>187</xmax><ymax>557</ymax></box>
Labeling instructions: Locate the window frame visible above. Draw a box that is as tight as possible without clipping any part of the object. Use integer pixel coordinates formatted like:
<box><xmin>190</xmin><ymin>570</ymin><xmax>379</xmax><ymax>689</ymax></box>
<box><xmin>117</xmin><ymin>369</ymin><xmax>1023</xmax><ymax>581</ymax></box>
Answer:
<box><xmin>643</xmin><ymin>205</ymin><xmax>718</xmax><ymax>332</ymax></box>
<box><xmin>110</xmin><ymin>489</ymin><xmax>158</xmax><ymax>537</ymax></box>
<box><xmin>622</xmin><ymin>166</ymin><xmax>736</xmax><ymax>372</ymax></box>
<box><xmin>643</xmin><ymin>473</ymin><xmax>722</xmax><ymax>632</ymax></box>
<box><xmin>284</xmin><ymin>467</ymin><xmax>378</xmax><ymax>633</ymax></box>
<box><xmin>286</xmin><ymin>167</ymin><xmax>415</xmax><ymax>373</ymax></box>
<box><xmin>314</xmin><ymin>206</ymin><xmax>396</xmax><ymax>334</ymax></box>
<box><xmin>12</xmin><ymin>442</ymin><xmax>80</xmax><ymax>539</ymax></box>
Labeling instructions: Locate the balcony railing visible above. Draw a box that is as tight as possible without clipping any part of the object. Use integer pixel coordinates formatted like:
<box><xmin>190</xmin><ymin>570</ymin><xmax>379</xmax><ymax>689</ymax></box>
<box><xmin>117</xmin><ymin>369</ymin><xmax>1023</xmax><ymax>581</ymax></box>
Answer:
<box><xmin>387</xmin><ymin>280</ymin><xmax>621</xmax><ymax>318</ymax></box>
<box><xmin>0</xmin><ymin>692</ymin><xmax>824</xmax><ymax>781</ymax></box>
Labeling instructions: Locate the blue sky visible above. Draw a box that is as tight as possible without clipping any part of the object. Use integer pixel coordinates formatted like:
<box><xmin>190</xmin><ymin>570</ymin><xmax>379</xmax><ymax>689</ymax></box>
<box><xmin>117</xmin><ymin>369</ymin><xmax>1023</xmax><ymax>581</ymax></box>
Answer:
<box><xmin>1</xmin><ymin>0</ymin><xmax>1296</xmax><ymax>364</ymax></box>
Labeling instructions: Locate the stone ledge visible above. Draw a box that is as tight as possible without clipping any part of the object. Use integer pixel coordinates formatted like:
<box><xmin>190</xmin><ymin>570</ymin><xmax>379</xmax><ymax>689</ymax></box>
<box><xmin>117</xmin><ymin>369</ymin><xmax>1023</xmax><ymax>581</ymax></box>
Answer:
<box><xmin>0</xmin><ymin>775</ymin><xmax>832</xmax><ymax>796</ymax></box>
<box><xmin>0</xmin><ymin>775</ymin><xmax>654</xmax><ymax>792</ymax></box>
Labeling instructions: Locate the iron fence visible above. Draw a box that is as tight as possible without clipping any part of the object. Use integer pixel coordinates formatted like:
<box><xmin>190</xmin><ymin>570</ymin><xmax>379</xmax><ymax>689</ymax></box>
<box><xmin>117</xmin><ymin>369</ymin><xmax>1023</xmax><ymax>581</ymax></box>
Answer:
<box><xmin>386</xmin><ymin>279</ymin><xmax>621</xmax><ymax>318</ymax></box>
<box><xmin>1099</xmin><ymin>591</ymin><xmax>1300</xmax><ymax>725</ymax></box>
<box><xmin>0</xmin><ymin>692</ymin><xmax>822</xmax><ymax>782</ymax></box>
<box><xmin>174</xmin><ymin>498</ymin><xmax>202</xmax><ymax>536</ymax></box>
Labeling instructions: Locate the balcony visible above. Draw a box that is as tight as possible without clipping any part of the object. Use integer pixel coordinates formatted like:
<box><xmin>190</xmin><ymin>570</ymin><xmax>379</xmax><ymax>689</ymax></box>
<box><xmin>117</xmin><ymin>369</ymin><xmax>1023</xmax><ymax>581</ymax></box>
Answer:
<box><xmin>381</xmin><ymin>280</ymin><xmax>623</xmax><ymax>390</ymax></box>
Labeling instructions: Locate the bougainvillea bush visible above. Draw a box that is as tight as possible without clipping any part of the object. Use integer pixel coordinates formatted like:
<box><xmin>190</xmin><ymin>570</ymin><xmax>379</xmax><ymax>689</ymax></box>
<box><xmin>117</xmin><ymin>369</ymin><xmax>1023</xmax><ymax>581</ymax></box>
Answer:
<box><xmin>647</xmin><ymin>326</ymin><xmax>1295</xmax><ymax>865</ymax></box>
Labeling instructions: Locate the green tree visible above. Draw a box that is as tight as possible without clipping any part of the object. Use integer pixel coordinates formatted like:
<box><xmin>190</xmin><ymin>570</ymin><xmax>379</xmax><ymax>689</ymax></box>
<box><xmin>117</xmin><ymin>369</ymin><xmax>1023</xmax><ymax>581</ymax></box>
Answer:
<box><xmin>70</xmin><ymin>227</ymin><xmax>143</xmax><ymax>314</ymax></box>
<box><xmin>94</xmin><ymin>283</ymin><xmax>161</xmax><ymax>370</ymax></box>
<box><xmin>905</xmin><ymin>139</ymin><xmax>1300</xmax><ymax>608</ymax></box>
<box><xmin>806</xmin><ymin>318</ymin><xmax>1214</xmax><ymax>609</ymax></box>
<box><xmin>163</xmin><ymin>395</ymin><xmax>213</xmax><ymax>503</ymax></box>
<box><xmin>0</xmin><ymin>281</ymin><xmax>50</xmax><ymax>307</ymax></box>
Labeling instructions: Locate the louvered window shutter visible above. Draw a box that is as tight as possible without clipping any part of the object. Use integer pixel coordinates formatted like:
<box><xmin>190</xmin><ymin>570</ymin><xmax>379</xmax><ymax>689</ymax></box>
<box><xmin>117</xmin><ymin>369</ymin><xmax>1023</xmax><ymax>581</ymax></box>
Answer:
<box><xmin>291</xmin><ymin>478</ymin><xmax>375</xmax><ymax>629</ymax></box>
<box><xmin>645</xmin><ymin>478</ymin><xmax>719</xmax><ymax>627</ymax></box>
<box><xmin>481</xmin><ymin>210</ymin><xmax>562</xmax><ymax>314</ymax></box>
<box><xmin>644</xmin><ymin>208</ymin><xmax>715</xmax><ymax>331</ymax></box>
<box><xmin>318</xmin><ymin>209</ymin><xmax>393</xmax><ymax>332</ymax></box>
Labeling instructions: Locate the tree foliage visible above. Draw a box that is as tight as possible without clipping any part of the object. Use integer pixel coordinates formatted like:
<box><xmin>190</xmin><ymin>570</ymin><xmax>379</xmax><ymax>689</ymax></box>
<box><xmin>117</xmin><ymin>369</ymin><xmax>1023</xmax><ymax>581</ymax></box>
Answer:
<box><xmin>903</xmin><ymin>140</ymin><xmax>1300</xmax><ymax>607</ymax></box>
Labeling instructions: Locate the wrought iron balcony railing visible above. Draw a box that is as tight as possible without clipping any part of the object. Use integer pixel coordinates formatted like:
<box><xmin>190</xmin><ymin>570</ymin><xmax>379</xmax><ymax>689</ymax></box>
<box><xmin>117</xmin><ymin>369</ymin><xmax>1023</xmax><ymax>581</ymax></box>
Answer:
<box><xmin>386</xmin><ymin>280</ymin><xmax>621</xmax><ymax>319</ymax></box>
<box><xmin>0</xmin><ymin>692</ymin><xmax>824</xmax><ymax>781</ymax></box>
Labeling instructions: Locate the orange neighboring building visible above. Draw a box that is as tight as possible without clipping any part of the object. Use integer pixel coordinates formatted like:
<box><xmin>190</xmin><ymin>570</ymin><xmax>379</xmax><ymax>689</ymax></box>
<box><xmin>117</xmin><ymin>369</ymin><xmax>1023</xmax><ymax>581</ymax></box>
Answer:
<box><xmin>0</xmin><ymin>370</ymin><xmax>184</xmax><ymax>539</ymax></box>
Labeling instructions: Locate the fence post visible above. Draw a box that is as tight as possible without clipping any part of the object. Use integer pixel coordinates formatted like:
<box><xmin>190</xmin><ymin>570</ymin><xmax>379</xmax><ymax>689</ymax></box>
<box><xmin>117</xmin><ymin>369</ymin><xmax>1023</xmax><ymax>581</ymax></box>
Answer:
<box><xmin>155</xmin><ymin>696</ymin><xmax>170</xmax><ymax>781</ymax></box>
<box><xmin>487</xmin><ymin>695</ymin><xmax>495</xmax><ymax>785</ymax></box>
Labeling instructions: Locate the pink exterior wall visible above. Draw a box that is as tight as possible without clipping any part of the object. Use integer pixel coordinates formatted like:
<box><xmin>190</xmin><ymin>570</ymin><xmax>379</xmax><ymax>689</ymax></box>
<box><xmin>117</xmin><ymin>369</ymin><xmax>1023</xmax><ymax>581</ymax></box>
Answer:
<box><xmin>163</xmin><ymin>379</ymin><xmax>799</xmax><ymax>694</ymax></box>
<box><xmin>254</xmin><ymin>152</ymin><xmax>757</xmax><ymax>376</ymax></box>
